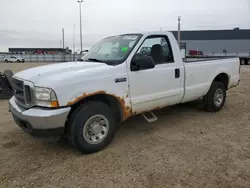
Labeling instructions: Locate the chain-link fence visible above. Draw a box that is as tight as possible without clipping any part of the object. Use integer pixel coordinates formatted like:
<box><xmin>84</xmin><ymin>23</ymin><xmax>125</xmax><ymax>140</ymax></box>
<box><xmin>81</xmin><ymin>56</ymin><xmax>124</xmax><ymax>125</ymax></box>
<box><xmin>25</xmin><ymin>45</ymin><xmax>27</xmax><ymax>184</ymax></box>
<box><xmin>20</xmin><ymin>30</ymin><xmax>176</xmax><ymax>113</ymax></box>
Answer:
<box><xmin>0</xmin><ymin>54</ymin><xmax>82</xmax><ymax>62</ymax></box>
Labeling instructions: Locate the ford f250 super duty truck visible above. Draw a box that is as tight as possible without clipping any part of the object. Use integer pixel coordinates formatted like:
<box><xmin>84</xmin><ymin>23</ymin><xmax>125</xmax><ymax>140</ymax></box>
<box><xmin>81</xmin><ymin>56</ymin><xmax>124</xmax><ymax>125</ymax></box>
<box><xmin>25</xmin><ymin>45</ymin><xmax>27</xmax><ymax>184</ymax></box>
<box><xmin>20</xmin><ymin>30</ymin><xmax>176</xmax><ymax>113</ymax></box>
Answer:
<box><xmin>9</xmin><ymin>31</ymin><xmax>240</xmax><ymax>153</ymax></box>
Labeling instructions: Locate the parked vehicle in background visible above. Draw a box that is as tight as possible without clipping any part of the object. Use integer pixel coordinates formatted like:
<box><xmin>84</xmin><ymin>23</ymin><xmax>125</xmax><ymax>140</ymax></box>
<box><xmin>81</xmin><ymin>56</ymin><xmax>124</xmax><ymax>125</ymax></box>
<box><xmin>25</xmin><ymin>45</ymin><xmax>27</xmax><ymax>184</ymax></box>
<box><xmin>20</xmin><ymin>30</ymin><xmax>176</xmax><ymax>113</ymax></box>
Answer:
<box><xmin>171</xmin><ymin>28</ymin><xmax>250</xmax><ymax>66</ymax></box>
<box><xmin>9</xmin><ymin>31</ymin><xmax>240</xmax><ymax>154</ymax></box>
<box><xmin>239</xmin><ymin>56</ymin><xmax>250</xmax><ymax>65</ymax></box>
<box><xmin>4</xmin><ymin>56</ymin><xmax>25</xmax><ymax>63</ymax></box>
<box><xmin>188</xmin><ymin>50</ymin><xmax>204</xmax><ymax>56</ymax></box>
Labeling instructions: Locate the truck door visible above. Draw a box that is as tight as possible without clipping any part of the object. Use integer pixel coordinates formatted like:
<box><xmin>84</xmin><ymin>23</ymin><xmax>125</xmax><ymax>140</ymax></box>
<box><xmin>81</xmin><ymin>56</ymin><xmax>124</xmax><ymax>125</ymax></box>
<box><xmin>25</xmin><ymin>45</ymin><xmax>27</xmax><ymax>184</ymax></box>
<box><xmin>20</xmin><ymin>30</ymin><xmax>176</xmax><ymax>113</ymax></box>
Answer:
<box><xmin>128</xmin><ymin>35</ymin><xmax>183</xmax><ymax>114</ymax></box>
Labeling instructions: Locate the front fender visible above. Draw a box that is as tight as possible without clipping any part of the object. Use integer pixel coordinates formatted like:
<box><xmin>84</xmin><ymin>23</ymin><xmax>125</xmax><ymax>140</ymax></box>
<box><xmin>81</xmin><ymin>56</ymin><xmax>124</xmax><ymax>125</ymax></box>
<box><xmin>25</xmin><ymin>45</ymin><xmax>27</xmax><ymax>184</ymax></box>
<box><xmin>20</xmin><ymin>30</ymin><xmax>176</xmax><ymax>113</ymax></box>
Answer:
<box><xmin>55</xmin><ymin>73</ymin><xmax>131</xmax><ymax>120</ymax></box>
<box><xmin>66</xmin><ymin>90</ymin><xmax>132</xmax><ymax>120</ymax></box>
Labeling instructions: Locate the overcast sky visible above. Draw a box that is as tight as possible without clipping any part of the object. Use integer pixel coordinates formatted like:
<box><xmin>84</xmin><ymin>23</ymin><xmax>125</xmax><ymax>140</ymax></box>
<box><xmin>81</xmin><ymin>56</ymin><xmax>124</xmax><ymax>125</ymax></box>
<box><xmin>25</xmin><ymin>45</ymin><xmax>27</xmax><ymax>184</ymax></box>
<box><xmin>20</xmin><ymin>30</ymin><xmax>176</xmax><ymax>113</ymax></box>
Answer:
<box><xmin>0</xmin><ymin>0</ymin><xmax>249</xmax><ymax>52</ymax></box>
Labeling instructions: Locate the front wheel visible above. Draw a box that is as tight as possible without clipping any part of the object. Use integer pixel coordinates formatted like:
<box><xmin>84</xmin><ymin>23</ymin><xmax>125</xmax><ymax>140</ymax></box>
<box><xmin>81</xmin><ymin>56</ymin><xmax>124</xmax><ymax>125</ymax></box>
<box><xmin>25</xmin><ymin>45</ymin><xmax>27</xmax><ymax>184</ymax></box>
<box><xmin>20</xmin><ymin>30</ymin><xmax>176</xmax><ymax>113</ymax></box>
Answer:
<box><xmin>67</xmin><ymin>101</ymin><xmax>117</xmax><ymax>154</ymax></box>
<box><xmin>4</xmin><ymin>60</ymin><xmax>8</xmax><ymax>63</ymax></box>
<box><xmin>203</xmin><ymin>81</ymin><xmax>226</xmax><ymax>112</ymax></box>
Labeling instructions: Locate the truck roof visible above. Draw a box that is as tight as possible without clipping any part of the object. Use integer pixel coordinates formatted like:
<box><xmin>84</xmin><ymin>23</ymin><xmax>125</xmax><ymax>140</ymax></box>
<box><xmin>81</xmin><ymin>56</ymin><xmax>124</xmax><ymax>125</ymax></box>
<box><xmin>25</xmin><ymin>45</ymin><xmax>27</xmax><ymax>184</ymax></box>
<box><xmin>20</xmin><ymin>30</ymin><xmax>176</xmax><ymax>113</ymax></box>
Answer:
<box><xmin>141</xmin><ymin>31</ymin><xmax>172</xmax><ymax>35</ymax></box>
<box><xmin>121</xmin><ymin>31</ymin><xmax>172</xmax><ymax>36</ymax></box>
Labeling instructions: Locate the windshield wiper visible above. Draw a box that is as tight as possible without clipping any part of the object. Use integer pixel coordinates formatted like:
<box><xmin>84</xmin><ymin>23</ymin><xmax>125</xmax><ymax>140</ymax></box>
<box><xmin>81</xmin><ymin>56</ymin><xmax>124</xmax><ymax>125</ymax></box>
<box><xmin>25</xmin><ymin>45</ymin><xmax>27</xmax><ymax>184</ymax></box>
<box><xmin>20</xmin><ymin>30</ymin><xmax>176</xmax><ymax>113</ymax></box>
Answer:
<box><xmin>87</xmin><ymin>58</ymin><xmax>105</xmax><ymax>63</ymax></box>
<box><xmin>86</xmin><ymin>58</ymin><xmax>113</xmax><ymax>65</ymax></box>
<box><xmin>85</xmin><ymin>58</ymin><xmax>115</xmax><ymax>66</ymax></box>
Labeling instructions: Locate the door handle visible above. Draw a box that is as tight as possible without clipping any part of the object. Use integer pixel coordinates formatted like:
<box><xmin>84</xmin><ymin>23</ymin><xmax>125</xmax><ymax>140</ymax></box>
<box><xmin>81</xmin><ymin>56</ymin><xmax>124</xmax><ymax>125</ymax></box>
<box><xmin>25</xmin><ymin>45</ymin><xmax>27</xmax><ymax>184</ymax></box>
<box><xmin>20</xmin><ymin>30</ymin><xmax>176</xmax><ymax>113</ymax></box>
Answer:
<box><xmin>175</xmin><ymin>69</ymin><xmax>180</xmax><ymax>78</ymax></box>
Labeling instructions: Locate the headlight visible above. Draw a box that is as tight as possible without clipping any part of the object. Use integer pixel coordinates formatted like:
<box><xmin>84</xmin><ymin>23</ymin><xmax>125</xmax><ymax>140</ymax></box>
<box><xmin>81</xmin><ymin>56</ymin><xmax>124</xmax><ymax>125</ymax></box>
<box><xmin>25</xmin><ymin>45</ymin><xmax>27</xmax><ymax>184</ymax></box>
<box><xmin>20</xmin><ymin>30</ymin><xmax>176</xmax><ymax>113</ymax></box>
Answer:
<box><xmin>35</xmin><ymin>87</ymin><xmax>59</xmax><ymax>107</ymax></box>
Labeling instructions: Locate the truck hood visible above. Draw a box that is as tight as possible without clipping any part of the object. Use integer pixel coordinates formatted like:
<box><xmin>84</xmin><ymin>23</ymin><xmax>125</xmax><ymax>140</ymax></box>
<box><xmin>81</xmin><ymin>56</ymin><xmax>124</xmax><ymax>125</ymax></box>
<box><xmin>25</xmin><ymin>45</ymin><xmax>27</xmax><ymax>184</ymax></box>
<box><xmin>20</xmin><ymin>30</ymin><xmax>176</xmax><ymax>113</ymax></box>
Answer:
<box><xmin>14</xmin><ymin>61</ymin><xmax>109</xmax><ymax>86</ymax></box>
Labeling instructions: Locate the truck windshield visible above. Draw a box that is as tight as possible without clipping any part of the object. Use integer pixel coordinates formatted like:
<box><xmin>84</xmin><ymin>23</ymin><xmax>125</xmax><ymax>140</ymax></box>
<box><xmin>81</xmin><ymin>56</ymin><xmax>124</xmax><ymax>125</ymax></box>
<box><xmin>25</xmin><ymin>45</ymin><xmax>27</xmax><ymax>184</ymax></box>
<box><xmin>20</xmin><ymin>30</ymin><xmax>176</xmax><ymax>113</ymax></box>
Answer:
<box><xmin>81</xmin><ymin>34</ymin><xmax>142</xmax><ymax>65</ymax></box>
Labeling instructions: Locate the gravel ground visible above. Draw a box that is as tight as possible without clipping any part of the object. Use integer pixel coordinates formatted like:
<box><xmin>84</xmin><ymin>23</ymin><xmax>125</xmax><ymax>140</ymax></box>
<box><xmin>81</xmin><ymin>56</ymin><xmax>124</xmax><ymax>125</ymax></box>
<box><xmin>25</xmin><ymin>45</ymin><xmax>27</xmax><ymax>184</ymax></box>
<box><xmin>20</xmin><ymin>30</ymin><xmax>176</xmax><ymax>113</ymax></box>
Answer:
<box><xmin>0</xmin><ymin>63</ymin><xmax>250</xmax><ymax>188</ymax></box>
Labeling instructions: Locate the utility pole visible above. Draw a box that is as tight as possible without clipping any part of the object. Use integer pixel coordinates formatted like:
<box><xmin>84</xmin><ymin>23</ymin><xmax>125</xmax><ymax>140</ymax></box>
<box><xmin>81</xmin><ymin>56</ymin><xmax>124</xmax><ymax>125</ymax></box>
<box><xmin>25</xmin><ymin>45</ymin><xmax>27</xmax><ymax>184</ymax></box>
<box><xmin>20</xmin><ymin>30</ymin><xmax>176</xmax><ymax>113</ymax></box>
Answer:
<box><xmin>78</xmin><ymin>0</ymin><xmax>83</xmax><ymax>54</ymax></box>
<box><xmin>62</xmin><ymin>28</ymin><xmax>65</xmax><ymax>61</ymax></box>
<box><xmin>73</xmin><ymin>24</ymin><xmax>76</xmax><ymax>61</ymax></box>
<box><xmin>178</xmin><ymin>16</ymin><xmax>181</xmax><ymax>49</ymax></box>
<box><xmin>62</xmin><ymin>28</ymin><xmax>65</xmax><ymax>50</ymax></box>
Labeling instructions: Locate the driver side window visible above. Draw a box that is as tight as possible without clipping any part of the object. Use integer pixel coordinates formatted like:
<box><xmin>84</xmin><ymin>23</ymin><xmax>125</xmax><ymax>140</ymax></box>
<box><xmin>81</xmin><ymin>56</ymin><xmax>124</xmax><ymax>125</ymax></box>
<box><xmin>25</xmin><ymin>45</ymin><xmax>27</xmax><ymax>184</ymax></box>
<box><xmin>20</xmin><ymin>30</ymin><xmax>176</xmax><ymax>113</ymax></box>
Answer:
<box><xmin>136</xmin><ymin>36</ymin><xmax>174</xmax><ymax>64</ymax></box>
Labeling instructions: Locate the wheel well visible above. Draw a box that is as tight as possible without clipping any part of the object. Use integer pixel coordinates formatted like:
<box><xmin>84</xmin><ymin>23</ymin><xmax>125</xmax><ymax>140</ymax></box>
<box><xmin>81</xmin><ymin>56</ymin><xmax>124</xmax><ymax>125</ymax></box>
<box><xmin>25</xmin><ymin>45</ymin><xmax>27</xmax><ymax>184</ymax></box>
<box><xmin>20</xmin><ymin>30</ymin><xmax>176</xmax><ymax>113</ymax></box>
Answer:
<box><xmin>68</xmin><ymin>94</ymin><xmax>123</xmax><ymax>123</ymax></box>
<box><xmin>213</xmin><ymin>73</ymin><xmax>229</xmax><ymax>89</ymax></box>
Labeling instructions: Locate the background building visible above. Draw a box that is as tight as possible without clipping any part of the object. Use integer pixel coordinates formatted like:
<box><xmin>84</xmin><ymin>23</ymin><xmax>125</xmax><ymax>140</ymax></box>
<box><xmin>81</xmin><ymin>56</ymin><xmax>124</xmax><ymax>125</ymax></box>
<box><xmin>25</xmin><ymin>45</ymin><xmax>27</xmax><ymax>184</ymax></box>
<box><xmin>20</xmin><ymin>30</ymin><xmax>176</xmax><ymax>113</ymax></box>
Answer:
<box><xmin>8</xmin><ymin>48</ymin><xmax>72</xmax><ymax>54</ymax></box>
<box><xmin>171</xmin><ymin>28</ymin><xmax>250</xmax><ymax>56</ymax></box>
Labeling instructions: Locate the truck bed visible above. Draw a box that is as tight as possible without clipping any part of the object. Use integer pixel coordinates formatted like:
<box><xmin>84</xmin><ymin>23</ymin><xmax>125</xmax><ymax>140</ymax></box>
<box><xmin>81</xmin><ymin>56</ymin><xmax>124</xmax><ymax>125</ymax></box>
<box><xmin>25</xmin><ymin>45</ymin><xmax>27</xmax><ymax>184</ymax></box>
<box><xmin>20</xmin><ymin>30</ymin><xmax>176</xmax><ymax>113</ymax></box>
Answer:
<box><xmin>184</xmin><ymin>56</ymin><xmax>239</xmax><ymax>63</ymax></box>
<box><xmin>181</xmin><ymin>57</ymin><xmax>240</xmax><ymax>103</ymax></box>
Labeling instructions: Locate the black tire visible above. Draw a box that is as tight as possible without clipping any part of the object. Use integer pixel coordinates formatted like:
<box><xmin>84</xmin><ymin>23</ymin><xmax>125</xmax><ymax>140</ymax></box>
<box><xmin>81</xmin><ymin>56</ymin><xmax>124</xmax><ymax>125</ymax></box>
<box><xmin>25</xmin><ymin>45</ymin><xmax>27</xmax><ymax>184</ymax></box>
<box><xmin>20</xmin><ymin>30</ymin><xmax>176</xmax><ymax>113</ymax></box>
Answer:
<box><xmin>203</xmin><ymin>81</ymin><xmax>226</xmax><ymax>112</ymax></box>
<box><xmin>67</xmin><ymin>101</ymin><xmax>117</xmax><ymax>154</ymax></box>
<box><xmin>4</xmin><ymin>69</ymin><xmax>14</xmax><ymax>90</ymax></box>
<box><xmin>240</xmin><ymin>59</ymin><xmax>245</xmax><ymax>65</ymax></box>
<box><xmin>0</xmin><ymin>74</ymin><xmax>13</xmax><ymax>100</ymax></box>
<box><xmin>245</xmin><ymin>59</ymin><xmax>250</xmax><ymax>65</ymax></box>
<box><xmin>17</xmin><ymin>60</ymin><xmax>20</xmax><ymax>63</ymax></box>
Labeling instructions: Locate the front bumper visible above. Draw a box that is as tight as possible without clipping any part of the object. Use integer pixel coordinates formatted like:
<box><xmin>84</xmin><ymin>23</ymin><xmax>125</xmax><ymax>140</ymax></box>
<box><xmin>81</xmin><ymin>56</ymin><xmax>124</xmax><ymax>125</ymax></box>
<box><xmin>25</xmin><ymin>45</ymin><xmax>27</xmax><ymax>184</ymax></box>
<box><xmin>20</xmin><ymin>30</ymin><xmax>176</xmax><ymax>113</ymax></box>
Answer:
<box><xmin>9</xmin><ymin>97</ymin><xmax>71</xmax><ymax>137</ymax></box>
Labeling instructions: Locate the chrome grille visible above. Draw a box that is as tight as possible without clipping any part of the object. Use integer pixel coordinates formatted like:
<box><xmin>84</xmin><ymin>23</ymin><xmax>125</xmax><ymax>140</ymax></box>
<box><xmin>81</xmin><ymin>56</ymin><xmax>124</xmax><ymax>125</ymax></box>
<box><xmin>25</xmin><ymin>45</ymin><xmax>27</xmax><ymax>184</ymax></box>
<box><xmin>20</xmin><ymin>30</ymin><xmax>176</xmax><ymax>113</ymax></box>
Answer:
<box><xmin>12</xmin><ymin>78</ymin><xmax>25</xmax><ymax>104</ymax></box>
<box><xmin>12</xmin><ymin>78</ymin><xmax>32</xmax><ymax>107</ymax></box>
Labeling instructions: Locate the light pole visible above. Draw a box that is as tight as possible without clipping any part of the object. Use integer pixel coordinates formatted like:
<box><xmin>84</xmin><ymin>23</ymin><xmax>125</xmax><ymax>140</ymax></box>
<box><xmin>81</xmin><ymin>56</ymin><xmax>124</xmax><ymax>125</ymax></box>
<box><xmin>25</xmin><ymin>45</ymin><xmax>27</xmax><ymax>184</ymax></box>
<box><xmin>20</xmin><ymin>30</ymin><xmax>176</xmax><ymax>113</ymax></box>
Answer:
<box><xmin>73</xmin><ymin>24</ymin><xmax>76</xmax><ymax>61</ymax></box>
<box><xmin>62</xmin><ymin>28</ymin><xmax>65</xmax><ymax>61</ymax></box>
<box><xmin>178</xmin><ymin>16</ymin><xmax>181</xmax><ymax>49</ymax></box>
<box><xmin>78</xmin><ymin>0</ymin><xmax>83</xmax><ymax>54</ymax></box>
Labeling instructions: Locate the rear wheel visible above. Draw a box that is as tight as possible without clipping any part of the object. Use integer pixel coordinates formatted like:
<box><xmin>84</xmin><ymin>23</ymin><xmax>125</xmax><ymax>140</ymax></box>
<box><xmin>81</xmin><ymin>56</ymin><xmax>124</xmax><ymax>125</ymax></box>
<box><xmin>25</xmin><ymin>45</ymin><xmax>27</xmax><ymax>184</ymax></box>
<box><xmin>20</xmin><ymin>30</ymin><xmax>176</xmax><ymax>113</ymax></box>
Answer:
<box><xmin>67</xmin><ymin>101</ymin><xmax>117</xmax><ymax>154</ymax></box>
<box><xmin>245</xmin><ymin>59</ymin><xmax>250</xmax><ymax>65</ymax></box>
<box><xmin>240</xmin><ymin>59</ymin><xmax>245</xmax><ymax>65</ymax></box>
<box><xmin>17</xmin><ymin>60</ymin><xmax>20</xmax><ymax>63</ymax></box>
<box><xmin>203</xmin><ymin>81</ymin><xmax>226</xmax><ymax>112</ymax></box>
<box><xmin>4</xmin><ymin>60</ymin><xmax>8</xmax><ymax>63</ymax></box>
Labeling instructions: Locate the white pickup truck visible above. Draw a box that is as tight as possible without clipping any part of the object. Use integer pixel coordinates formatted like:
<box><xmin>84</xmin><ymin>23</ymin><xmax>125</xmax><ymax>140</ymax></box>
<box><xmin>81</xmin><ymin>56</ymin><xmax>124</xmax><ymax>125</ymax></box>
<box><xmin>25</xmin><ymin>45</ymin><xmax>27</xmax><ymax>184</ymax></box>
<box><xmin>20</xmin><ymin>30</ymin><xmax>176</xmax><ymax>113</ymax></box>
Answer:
<box><xmin>9</xmin><ymin>31</ymin><xmax>240</xmax><ymax>153</ymax></box>
<box><xmin>4</xmin><ymin>56</ymin><xmax>25</xmax><ymax>63</ymax></box>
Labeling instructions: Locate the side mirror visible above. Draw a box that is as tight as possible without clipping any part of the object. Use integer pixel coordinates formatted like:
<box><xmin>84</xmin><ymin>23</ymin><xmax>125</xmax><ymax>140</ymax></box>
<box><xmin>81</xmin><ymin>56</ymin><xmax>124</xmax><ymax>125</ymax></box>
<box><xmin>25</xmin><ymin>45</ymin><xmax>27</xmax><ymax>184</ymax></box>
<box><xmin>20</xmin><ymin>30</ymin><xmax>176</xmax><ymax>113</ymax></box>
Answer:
<box><xmin>131</xmin><ymin>54</ymin><xmax>155</xmax><ymax>71</ymax></box>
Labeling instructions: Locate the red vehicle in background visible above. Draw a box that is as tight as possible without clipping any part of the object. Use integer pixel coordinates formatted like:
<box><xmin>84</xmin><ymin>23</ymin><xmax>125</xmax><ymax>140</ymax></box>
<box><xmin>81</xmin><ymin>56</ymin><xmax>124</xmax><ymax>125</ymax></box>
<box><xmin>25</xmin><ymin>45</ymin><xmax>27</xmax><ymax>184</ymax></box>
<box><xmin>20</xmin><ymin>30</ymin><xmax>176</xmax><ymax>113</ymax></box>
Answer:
<box><xmin>35</xmin><ymin>50</ymin><xmax>44</xmax><ymax>54</ymax></box>
<box><xmin>189</xmin><ymin>50</ymin><xmax>203</xmax><ymax>56</ymax></box>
